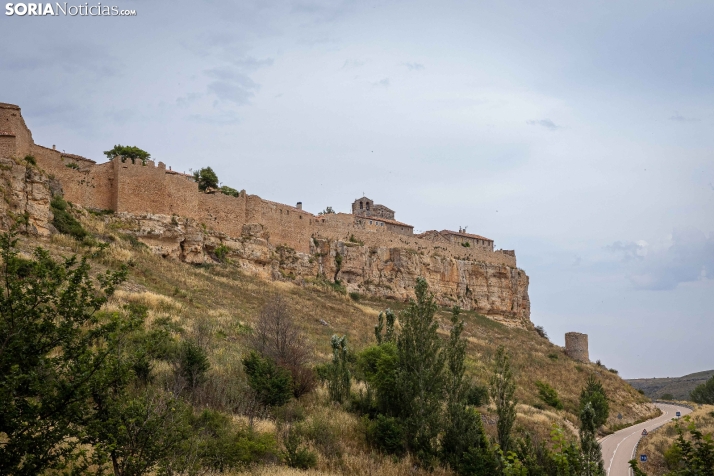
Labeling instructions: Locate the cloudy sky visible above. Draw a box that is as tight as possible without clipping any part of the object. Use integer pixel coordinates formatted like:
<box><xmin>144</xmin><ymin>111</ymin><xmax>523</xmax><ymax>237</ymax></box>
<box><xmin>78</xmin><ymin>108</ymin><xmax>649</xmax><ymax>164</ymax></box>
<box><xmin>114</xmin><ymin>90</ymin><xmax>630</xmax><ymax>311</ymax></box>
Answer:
<box><xmin>2</xmin><ymin>0</ymin><xmax>713</xmax><ymax>378</ymax></box>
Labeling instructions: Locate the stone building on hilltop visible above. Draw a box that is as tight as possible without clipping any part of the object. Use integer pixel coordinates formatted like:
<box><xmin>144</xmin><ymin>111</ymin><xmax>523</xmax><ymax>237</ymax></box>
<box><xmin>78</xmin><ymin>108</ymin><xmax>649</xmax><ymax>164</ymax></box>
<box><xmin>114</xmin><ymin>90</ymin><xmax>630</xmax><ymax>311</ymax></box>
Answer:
<box><xmin>351</xmin><ymin>196</ymin><xmax>413</xmax><ymax>235</ymax></box>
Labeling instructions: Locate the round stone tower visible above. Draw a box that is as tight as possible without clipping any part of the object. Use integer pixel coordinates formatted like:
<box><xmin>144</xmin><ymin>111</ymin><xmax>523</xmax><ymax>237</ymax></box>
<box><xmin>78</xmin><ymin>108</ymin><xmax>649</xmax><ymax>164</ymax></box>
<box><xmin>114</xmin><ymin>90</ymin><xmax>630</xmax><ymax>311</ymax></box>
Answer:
<box><xmin>565</xmin><ymin>332</ymin><xmax>589</xmax><ymax>362</ymax></box>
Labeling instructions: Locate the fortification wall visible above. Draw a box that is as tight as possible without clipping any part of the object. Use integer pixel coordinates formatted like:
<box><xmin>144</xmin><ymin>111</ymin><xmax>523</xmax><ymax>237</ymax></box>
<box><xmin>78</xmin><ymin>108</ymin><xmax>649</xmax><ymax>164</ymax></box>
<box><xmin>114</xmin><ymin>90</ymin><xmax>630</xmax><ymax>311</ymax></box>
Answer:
<box><xmin>0</xmin><ymin>103</ymin><xmax>33</xmax><ymax>158</ymax></box>
<box><xmin>32</xmin><ymin>145</ymin><xmax>114</xmax><ymax>210</ymax></box>
<box><xmin>2</xmin><ymin>101</ymin><xmax>519</xmax><ymax>268</ymax></box>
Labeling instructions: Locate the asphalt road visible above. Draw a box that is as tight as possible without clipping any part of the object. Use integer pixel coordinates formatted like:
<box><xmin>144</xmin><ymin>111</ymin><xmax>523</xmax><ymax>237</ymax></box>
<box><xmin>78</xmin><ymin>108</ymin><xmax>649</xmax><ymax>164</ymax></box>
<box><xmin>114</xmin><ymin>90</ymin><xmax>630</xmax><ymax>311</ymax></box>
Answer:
<box><xmin>599</xmin><ymin>402</ymin><xmax>692</xmax><ymax>476</ymax></box>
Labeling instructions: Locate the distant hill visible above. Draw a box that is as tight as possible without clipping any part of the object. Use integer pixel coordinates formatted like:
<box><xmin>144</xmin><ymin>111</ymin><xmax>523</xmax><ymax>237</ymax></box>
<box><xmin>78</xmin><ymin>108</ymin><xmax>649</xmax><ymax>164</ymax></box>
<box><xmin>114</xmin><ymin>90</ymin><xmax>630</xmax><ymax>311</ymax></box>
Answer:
<box><xmin>627</xmin><ymin>370</ymin><xmax>714</xmax><ymax>400</ymax></box>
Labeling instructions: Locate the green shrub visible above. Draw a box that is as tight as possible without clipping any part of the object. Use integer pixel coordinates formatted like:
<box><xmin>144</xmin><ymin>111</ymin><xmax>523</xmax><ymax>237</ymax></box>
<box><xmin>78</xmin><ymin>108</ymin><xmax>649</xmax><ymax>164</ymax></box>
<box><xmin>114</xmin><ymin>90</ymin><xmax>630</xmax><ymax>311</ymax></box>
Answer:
<box><xmin>367</xmin><ymin>415</ymin><xmax>404</xmax><ymax>455</ymax></box>
<box><xmin>23</xmin><ymin>155</ymin><xmax>36</xmax><ymax>166</ymax></box>
<box><xmin>104</xmin><ymin>144</ymin><xmax>151</xmax><ymax>165</ymax></box>
<box><xmin>661</xmin><ymin>393</ymin><xmax>674</xmax><ymax>401</ymax></box>
<box><xmin>219</xmin><ymin>185</ymin><xmax>240</xmax><ymax>197</ymax></box>
<box><xmin>214</xmin><ymin>244</ymin><xmax>229</xmax><ymax>263</ymax></box>
<box><xmin>65</xmin><ymin>162</ymin><xmax>80</xmax><ymax>169</ymax></box>
<box><xmin>465</xmin><ymin>383</ymin><xmax>489</xmax><ymax>407</ymax></box>
<box><xmin>461</xmin><ymin>241</ymin><xmax>470</xmax><ymax>247</ymax></box>
<box><xmin>50</xmin><ymin>196</ymin><xmax>87</xmax><ymax>240</ymax></box>
<box><xmin>548</xmin><ymin>353</ymin><xmax>559</xmax><ymax>361</ymax></box>
<box><xmin>349</xmin><ymin>292</ymin><xmax>360</xmax><ymax>301</ymax></box>
<box><xmin>282</xmin><ymin>428</ymin><xmax>317</xmax><ymax>469</ymax></box>
<box><xmin>663</xmin><ymin>441</ymin><xmax>682</xmax><ymax>470</ymax></box>
<box><xmin>193</xmin><ymin>410</ymin><xmax>277</xmax><ymax>472</ymax></box>
<box><xmin>300</xmin><ymin>415</ymin><xmax>342</xmax><ymax>458</ymax></box>
<box><xmin>242</xmin><ymin>351</ymin><xmax>293</xmax><ymax>407</ymax></box>
<box><xmin>690</xmin><ymin>375</ymin><xmax>714</xmax><ymax>404</ymax></box>
<box><xmin>178</xmin><ymin>341</ymin><xmax>210</xmax><ymax>391</ymax></box>
<box><xmin>536</xmin><ymin>381</ymin><xmax>563</xmax><ymax>410</ymax></box>
<box><xmin>193</xmin><ymin>167</ymin><xmax>219</xmax><ymax>192</ymax></box>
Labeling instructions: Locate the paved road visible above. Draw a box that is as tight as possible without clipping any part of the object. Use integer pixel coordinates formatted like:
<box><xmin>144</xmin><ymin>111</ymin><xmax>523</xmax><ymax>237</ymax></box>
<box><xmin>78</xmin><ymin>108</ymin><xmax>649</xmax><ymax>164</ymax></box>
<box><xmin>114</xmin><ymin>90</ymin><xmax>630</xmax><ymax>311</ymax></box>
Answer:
<box><xmin>599</xmin><ymin>402</ymin><xmax>692</xmax><ymax>476</ymax></box>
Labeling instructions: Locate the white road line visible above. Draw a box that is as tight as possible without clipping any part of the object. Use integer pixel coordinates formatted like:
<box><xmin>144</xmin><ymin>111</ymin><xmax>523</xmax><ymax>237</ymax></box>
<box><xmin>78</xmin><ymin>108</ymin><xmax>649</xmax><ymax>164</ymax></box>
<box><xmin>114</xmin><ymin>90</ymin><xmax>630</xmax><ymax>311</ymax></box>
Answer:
<box><xmin>607</xmin><ymin>407</ymin><xmax>671</xmax><ymax>476</ymax></box>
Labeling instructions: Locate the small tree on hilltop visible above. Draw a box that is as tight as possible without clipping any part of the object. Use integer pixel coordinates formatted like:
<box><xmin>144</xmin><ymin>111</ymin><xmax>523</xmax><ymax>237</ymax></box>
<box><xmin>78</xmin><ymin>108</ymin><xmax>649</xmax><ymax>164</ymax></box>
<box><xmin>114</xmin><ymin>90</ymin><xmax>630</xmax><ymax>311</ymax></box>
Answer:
<box><xmin>318</xmin><ymin>206</ymin><xmax>335</xmax><ymax>215</ymax></box>
<box><xmin>104</xmin><ymin>144</ymin><xmax>151</xmax><ymax>165</ymax></box>
<box><xmin>193</xmin><ymin>167</ymin><xmax>219</xmax><ymax>192</ymax></box>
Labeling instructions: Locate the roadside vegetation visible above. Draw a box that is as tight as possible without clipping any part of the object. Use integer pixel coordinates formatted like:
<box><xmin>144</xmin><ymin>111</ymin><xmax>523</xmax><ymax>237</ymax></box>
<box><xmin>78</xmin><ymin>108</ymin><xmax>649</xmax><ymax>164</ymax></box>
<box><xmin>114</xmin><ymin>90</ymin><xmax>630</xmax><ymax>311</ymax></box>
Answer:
<box><xmin>631</xmin><ymin>404</ymin><xmax>714</xmax><ymax>475</ymax></box>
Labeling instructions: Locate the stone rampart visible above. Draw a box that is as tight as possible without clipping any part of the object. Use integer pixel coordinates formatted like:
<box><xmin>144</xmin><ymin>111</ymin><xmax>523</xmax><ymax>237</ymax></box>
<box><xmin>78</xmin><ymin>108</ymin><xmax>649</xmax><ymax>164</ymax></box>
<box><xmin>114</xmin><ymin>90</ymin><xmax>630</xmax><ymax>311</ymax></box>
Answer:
<box><xmin>0</xmin><ymin>102</ymin><xmax>519</xmax><ymax>274</ymax></box>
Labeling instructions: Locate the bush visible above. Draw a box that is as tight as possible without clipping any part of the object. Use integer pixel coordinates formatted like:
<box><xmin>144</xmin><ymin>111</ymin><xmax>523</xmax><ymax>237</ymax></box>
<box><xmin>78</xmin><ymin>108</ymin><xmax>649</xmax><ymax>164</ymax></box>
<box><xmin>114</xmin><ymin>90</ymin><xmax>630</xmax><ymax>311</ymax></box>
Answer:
<box><xmin>300</xmin><ymin>415</ymin><xmax>343</xmax><ymax>458</ymax></box>
<box><xmin>349</xmin><ymin>291</ymin><xmax>360</xmax><ymax>301</ymax></box>
<box><xmin>23</xmin><ymin>155</ymin><xmax>36</xmax><ymax>166</ymax></box>
<box><xmin>192</xmin><ymin>410</ymin><xmax>277</xmax><ymax>472</ymax></box>
<box><xmin>104</xmin><ymin>144</ymin><xmax>151</xmax><ymax>165</ymax></box>
<box><xmin>661</xmin><ymin>393</ymin><xmax>674</xmax><ymax>401</ymax></box>
<box><xmin>178</xmin><ymin>340</ymin><xmax>210</xmax><ymax>392</ymax></box>
<box><xmin>536</xmin><ymin>381</ymin><xmax>563</xmax><ymax>410</ymax></box>
<box><xmin>548</xmin><ymin>352</ymin><xmax>559</xmax><ymax>361</ymax></box>
<box><xmin>465</xmin><ymin>382</ymin><xmax>489</xmax><ymax>407</ymax></box>
<box><xmin>242</xmin><ymin>351</ymin><xmax>293</xmax><ymax>407</ymax></box>
<box><xmin>690</xmin><ymin>375</ymin><xmax>714</xmax><ymax>404</ymax></box>
<box><xmin>251</xmin><ymin>296</ymin><xmax>315</xmax><ymax>398</ymax></box>
<box><xmin>367</xmin><ymin>415</ymin><xmax>404</xmax><ymax>455</ymax></box>
<box><xmin>65</xmin><ymin>162</ymin><xmax>80</xmax><ymax>169</ymax></box>
<box><xmin>282</xmin><ymin>427</ymin><xmax>317</xmax><ymax>469</ymax></box>
<box><xmin>193</xmin><ymin>167</ymin><xmax>219</xmax><ymax>192</ymax></box>
<box><xmin>663</xmin><ymin>441</ymin><xmax>682</xmax><ymax>470</ymax></box>
<box><xmin>534</xmin><ymin>325</ymin><xmax>548</xmax><ymax>339</ymax></box>
<box><xmin>219</xmin><ymin>185</ymin><xmax>240</xmax><ymax>197</ymax></box>
<box><xmin>214</xmin><ymin>244</ymin><xmax>229</xmax><ymax>263</ymax></box>
<box><xmin>50</xmin><ymin>196</ymin><xmax>87</xmax><ymax>240</ymax></box>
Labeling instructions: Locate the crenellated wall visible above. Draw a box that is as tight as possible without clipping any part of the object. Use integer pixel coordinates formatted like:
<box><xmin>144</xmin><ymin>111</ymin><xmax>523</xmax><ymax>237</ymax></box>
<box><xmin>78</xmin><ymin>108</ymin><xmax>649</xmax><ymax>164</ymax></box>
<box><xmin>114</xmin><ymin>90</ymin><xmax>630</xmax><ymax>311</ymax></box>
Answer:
<box><xmin>0</xmin><ymin>102</ymin><xmax>530</xmax><ymax>323</ymax></box>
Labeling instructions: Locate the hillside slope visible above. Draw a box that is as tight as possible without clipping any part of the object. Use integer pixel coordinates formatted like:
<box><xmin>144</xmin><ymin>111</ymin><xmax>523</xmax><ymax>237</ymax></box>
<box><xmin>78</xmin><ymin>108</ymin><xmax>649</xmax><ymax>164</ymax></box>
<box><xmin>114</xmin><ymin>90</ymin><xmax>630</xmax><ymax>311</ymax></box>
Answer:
<box><xmin>627</xmin><ymin>370</ymin><xmax>714</xmax><ymax>400</ymax></box>
<box><xmin>1</xmin><ymin>158</ymin><xmax>657</xmax><ymax>474</ymax></box>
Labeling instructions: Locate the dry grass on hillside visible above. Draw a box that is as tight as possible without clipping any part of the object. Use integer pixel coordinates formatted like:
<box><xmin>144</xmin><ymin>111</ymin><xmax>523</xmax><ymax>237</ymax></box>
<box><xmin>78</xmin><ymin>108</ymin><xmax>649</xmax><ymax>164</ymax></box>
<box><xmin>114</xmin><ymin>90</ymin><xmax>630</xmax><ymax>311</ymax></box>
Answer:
<box><xmin>637</xmin><ymin>403</ymin><xmax>714</xmax><ymax>475</ymax></box>
<box><xmin>11</xmin><ymin>210</ymin><xmax>656</xmax><ymax>472</ymax></box>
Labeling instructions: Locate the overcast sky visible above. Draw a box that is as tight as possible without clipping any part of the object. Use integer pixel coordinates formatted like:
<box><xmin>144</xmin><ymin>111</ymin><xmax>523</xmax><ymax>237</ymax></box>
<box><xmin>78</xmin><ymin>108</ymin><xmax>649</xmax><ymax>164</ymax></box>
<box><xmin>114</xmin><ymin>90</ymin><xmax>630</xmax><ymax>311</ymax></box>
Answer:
<box><xmin>2</xmin><ymin>0</ymin><xmax>713</xmax><ymax>378</ymax></box>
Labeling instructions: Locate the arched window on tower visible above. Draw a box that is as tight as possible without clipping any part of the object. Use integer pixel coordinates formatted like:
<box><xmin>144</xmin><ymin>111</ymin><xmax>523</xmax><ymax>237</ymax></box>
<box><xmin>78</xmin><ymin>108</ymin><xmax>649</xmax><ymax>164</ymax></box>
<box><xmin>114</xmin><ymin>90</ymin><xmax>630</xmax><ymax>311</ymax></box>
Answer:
<box><xmin>360</xmin><ymin>201</ymin><xmax>363</xmax><ymax>209</ymax></box>
<box><xmin>366</xmin><ymin>202</ymin><xmax>370</xmax><ymax>210</ymax></box>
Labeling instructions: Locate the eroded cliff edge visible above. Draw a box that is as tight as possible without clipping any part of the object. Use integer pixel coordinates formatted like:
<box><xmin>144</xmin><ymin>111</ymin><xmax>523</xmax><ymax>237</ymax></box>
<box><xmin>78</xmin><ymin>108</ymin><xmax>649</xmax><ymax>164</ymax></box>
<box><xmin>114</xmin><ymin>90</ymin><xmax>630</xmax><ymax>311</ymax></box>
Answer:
<box><xmin>112</xmin><ymin>212</ymin><xmax>531</xmax><ymax>327</ymax></box>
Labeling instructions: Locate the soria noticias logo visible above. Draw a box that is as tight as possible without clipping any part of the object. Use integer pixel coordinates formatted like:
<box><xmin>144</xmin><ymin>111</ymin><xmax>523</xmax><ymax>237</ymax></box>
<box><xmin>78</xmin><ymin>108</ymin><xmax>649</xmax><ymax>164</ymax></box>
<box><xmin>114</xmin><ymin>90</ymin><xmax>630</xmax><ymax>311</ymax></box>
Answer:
<box><xmin>5</xmin><ymin>2</ymin><xmax>137</xmax><ymax>16</ymax></box>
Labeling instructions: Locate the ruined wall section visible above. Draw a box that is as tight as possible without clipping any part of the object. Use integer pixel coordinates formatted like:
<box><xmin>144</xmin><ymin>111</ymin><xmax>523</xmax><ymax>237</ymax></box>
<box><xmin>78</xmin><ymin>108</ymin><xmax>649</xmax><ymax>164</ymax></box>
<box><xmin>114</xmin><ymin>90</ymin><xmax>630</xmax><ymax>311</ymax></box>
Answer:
<box><xmin>32</xmin><ymin>145</ymin><xmax>114</xmax><ymax>210</ymax></box>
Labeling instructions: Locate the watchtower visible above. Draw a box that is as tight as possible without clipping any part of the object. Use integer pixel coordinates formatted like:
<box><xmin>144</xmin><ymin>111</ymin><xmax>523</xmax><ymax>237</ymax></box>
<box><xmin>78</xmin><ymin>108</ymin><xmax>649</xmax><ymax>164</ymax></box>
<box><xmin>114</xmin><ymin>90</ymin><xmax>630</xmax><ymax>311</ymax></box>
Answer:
<box><xmin>565</xmin><ymin>332</ymin><xmax>589</xmax><ymax>362</ymax></box>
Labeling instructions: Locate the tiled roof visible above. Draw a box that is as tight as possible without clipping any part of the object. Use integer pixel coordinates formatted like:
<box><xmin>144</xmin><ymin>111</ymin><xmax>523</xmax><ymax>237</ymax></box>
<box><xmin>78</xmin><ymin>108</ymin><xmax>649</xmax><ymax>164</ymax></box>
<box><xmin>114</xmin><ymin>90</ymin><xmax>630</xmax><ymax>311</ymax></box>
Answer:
<box><xmin>440</xmin><ymin>230</ymin><xmax>492</xmax><ymax>241</ymax></box>
<box><xmin>355</xmin><ymin>216</ymin><xmax>413</xmax><ymax>228</ymax></box>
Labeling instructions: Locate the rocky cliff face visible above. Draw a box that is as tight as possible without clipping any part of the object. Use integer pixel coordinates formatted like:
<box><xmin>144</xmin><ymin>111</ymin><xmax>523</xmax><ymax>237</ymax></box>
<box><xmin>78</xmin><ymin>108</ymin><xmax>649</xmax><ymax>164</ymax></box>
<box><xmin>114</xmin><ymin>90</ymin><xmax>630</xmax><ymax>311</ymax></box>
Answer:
<box><xmin>0</xmin><ymin>158</ymin><xmax>53</xmax><ymax>236</ymax></box>
<box><xmin>112</xmin><ymin>212</ymin><xmax>531</xmax><ymax>327</ymax></box>
<box><xmin>0</xmin><ymin>160</ymin><xmax>531</xmax><ymax>327</ymax></box>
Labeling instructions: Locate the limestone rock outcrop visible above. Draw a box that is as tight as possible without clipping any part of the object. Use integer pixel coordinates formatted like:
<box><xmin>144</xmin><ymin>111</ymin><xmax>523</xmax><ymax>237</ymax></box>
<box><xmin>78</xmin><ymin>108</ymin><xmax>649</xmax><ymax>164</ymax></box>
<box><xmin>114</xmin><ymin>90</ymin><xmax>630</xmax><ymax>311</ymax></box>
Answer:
<box><xmin>109</xmin><ymin>213</ymin><xmax>531</xmax><ymax>327</ymax></box>
<box><xmin>0</xmin><ymin>158</ymin><xmax>53</xmax><ymax>236</ymax></box>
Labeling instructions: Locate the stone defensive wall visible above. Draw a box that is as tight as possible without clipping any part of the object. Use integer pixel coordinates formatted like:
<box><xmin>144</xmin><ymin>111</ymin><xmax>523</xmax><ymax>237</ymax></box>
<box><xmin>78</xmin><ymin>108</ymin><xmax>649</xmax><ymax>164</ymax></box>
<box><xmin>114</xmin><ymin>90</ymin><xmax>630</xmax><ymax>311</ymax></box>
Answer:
<box><xmin>1</xmin><ymin>102</ymin><xmax>517</xmax><ymax>268</ymax></box>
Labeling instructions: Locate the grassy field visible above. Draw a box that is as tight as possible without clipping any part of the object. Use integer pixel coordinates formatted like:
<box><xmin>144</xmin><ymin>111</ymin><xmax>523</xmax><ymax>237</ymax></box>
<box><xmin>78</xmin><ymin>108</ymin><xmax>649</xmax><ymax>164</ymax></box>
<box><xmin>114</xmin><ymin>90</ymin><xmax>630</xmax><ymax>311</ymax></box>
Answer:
<box><xmin>12</xmin><ymin>209</ymin><xmax>658</xmax><ymax>474</ymax></box>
